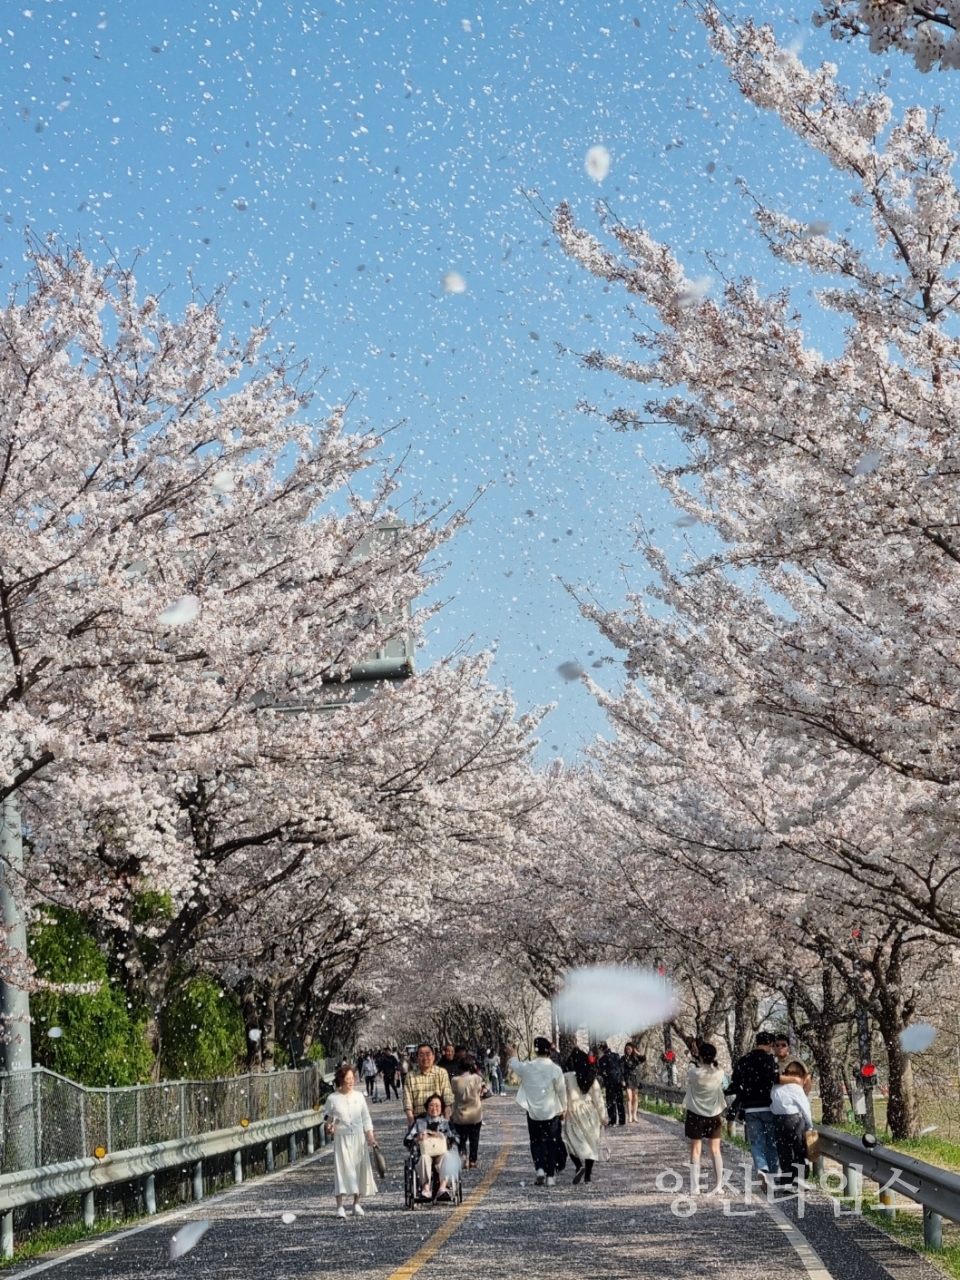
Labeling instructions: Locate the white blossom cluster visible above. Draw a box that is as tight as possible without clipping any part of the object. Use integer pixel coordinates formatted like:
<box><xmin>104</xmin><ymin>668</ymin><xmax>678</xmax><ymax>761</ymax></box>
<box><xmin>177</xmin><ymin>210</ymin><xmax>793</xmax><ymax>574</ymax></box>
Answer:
<box><xmin>815</xmin><ymin>1</ymin><xmax>960</xmax><ymax>72</ymax></box>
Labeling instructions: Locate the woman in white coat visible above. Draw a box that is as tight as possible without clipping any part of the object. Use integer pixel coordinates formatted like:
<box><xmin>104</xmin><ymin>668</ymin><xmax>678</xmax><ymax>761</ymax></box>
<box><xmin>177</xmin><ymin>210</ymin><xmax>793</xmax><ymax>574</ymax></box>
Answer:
<box><xmin>323</xmin><ymin>1065</ymin><xmax>378</xmax><ymax>1218</ymax></box>
<box><xmin>562</xmin><ymin>1049</ymin><xmax>607</xmax><ymax>1185</ymax></box>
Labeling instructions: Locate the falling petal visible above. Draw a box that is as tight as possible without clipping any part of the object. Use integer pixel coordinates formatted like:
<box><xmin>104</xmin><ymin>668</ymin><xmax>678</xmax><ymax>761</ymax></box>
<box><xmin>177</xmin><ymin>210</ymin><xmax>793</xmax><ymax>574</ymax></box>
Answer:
<box><xmin>920</xmin><ymin>1125</ymin><xmax>938</xmax><ymax>1135</ymax></box>
<box><xmin>801</xmin><ymin>220</ymin><xmax>830</xmax><ymax>240</ymax></box>
<box><xmin>281</xmin><ymin>1212</ymin><xmax>297</xmax><ymax>1224</ymax></box>
<box><xmin>248</xmin><ymin>1028</ymin><xmax>262</xmax><ymax>1042</ymax></box>
<box><xmin>556</xmin><ymin>964</ymin><xmax>676</xmax><ymax>1037</ymax></box>
<box><xmin>674</xmin><ymin>515</ymin><xmax>698</xmax><ymax>528</ymax></box>
<box><xmin>47</xmin><ymin>1027</ymin><xmax>63</xmax><ymax>1039</ymax></box>
<box><xmin>585</xmin><ymin>145</ymin><xmax>611</xmax><ymax>182</ymax></box>
<box><xmin>211</xmin><ymin>469</ymin><xmax>235</xmax><ymax>495</ymax></box>
<box><xmin>678</xmin><ymin>276</ymin><xmax>712</xmax><ymax>308</ymax></box>
<box><xmin>157</xmin><ymin>595</ymin><xmax>200</xmax><ymax>626</ymax></box>
<box><xmin>170</xmin><ymin>1220</ymin><xmax>212</xmax><ymax>1259</ymax></box>
<box><xmin>440</xmin><ymin>1149</ymin><xmax>461</xmax><ymax>1183</ymax></box>
<box><xmin>900</xmin><ymin>1023</ymin><xmax>936</xmax><ymax>1053</ymax></box>
<box><xmin>441</xmin><ymin>271</ymin><xmax>467</xmax><ymax>294</ymax></box>
<box><xmin>556</xmin><ymin>661</ymin><xmax>585</xmax><ymax>682</ymax></box>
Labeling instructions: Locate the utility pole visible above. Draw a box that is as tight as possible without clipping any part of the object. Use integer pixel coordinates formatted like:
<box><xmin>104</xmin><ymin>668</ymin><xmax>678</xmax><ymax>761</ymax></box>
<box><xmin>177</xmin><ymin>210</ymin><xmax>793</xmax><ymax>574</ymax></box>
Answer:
<box><xmin>0</xmin><ymin>797</ymin><xmax>35</xmax><ymax>1174</ymax></box>
<box><xmin>855</xmin><ymin>1001</ymin><xmax>877</xmax><ymax>1133</ymax></box>
<box><xmin>0</xmin><ymin>798</ymin><xmax>32</xmax><ymax>1075</ymax></box>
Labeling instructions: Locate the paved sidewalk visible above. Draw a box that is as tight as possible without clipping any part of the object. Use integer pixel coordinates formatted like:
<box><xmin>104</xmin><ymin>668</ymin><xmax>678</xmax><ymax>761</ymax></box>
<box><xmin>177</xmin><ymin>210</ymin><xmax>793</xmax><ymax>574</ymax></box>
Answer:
<box><xmin>4</xmin><ymin>1098</ymin><xmax>947</xmax><ymax>1279</ymax></box>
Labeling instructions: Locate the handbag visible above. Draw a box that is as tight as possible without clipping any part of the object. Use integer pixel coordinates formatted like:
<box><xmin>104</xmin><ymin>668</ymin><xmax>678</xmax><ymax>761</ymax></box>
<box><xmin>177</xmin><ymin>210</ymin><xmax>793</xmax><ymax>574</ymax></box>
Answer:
<box><xmin>804</xmin><ymin>1129</ymin><xmax>821</xmax><ymax>1162</ymax></box>
<box><xmin>370</xmin><ymin>1144</ymin><xmax>387</xmax><ymax>1179</ymax></box>
<box><xmin>421</xmin><ymin>1133</ymin><xmax>448</xmax><ymax>1159</ymax></box>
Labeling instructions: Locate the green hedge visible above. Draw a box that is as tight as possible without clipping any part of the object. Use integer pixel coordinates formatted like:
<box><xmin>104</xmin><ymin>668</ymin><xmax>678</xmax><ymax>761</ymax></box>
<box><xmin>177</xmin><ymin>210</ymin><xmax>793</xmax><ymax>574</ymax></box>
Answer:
<box><xmin>29</xmin><ymin>909</ymin><xmax>153</xmax><ymax>1086</ymax></box>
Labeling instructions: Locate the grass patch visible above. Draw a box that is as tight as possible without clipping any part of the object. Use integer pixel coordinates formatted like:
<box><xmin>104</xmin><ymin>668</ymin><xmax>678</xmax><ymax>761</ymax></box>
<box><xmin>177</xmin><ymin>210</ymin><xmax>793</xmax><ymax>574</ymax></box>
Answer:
<box><xmin>885</xmin><ymin>1136</ymin><xmax>960</xmax><ymax>1175</ymax></box>
<box><xmin>0</xmin><ymin>1220</ymin><xmax>108</xmax><ymax>1268</ymax></box>
<box><xmin>638</xmin><ymin>1098</ymin><xmax>685</xmax><ymax>1122</ymax></box>
<box><xmin>821</xmin><ymin>1120</ymin><xmax>960</xmax><ymax>1175</ymax></box>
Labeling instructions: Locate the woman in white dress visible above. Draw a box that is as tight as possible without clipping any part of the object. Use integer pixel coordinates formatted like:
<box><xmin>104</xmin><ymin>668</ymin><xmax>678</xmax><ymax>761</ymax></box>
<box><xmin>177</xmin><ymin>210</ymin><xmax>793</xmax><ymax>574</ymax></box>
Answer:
<box><xmin>323</xmin><ymin>1066</ymin><xmax>378</xmax><ymax>1218</ymax></box>
<box><xmin>562</xmin><ymin>1049</ymin><xmax>607</xmax><ymax>1185</ymax></box>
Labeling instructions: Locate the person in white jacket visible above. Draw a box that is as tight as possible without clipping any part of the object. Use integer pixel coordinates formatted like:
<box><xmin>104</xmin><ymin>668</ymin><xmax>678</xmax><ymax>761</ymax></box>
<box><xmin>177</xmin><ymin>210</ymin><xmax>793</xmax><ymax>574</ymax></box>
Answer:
<box><xmin>770</xmin><ymin>1059</ymin><xmax>813</xmax><ymax>1185</ymax></box>
<box><xmin>507</xmin><ymin>1038</ymin><xmax>567</xmax><ymax>1186</ymax></box>
<box><xmin>682</xmin><ymin>1043</ymin><xmax>728</xmax><ymax>1195</ymax></box>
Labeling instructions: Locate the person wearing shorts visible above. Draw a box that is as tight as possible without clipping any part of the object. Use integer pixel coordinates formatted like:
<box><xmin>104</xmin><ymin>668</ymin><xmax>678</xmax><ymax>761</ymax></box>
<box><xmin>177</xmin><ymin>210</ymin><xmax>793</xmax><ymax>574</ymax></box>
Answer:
<box><xmin>682</xmin><ymin>1043</ymin><xmax>728</xmax><ymax>1195</ymax></box>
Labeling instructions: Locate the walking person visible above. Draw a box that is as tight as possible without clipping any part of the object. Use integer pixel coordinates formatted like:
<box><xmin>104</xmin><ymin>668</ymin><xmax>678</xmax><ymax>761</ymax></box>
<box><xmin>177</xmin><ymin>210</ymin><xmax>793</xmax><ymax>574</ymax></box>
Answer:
<box><xmin>485</xmin><ymin>1048</ymin><xmax>504</xmax><ymax>1095</ymax></box>
<box><xmin>451</xmin><ymin>1057</ymin><xmax>485</xmax><ymax>1168</ymax></box>
<box><xmin>597</xmin><ymin>1043</ymin><xmax>626</xmax><ymax>1126</ymax></box>
<box><xmin>562</xmin><ymin>1049</ymin><xmax>607</xmax><ymax>1185</ymax></box>
<box><xmin>507</xmin><ymin>1039</ymin><xmax>567</xmax><ymax>1186</ymax></box>
<box><xmin>403</xmin><ymin>1043</ymin><xmax>454</xmax><ymax>1122</ymax></box>
<box><xmin>770</xmin><ymin>1060</ymin><xmax>814</xmax><ymax>1185</ymax></box>
<box><xmin>323</xmin><ymin>1066</ymin><xmax>378</xmax><ymax>1218</ymax></box>
<box><xmin>682</xmin><ymin>1042</ymin><xmax>728</xmax><ymax>1195</ymax></box>
<box><xmin>623</xmin><ymin>1043</ymin><xmax>645</xmax><ymax>1123</ymax></box>
<box><xmin>361</xmin><ymin>1052</ymin><xmax>379</xmax><ymax>1100</ymax></box>
<box><xmin>379</xmin><ymin>1047</ymin><xmax>400</xmax><ymax>1101</ymax></box>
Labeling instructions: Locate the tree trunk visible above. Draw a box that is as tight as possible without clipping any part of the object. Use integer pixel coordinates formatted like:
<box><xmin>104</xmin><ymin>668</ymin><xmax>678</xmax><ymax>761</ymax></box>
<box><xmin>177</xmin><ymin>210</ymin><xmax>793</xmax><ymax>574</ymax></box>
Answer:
<box><xmin>558</xmin><ymin>1029</ymin><xmax>578</xmax><ymax>1061</ymax></box>
<box><xmin>261</xmin><ymin>988</ymin><xmax>277</xmax><ymax>1071</ymax></box>
<box><xmin>883</xmin><ymin>1033</ymin><xmax>920</xmax><ymax>1138</ymax></box>
<box><xmin>726</xmin><ymin>973</ymin><xmax>757</xmax><ymax>1062</ymax></box>
<box><xmin>787</xmin><ymin>968</ymin><xmax>849</xmax><ymax>1126</ymax></box>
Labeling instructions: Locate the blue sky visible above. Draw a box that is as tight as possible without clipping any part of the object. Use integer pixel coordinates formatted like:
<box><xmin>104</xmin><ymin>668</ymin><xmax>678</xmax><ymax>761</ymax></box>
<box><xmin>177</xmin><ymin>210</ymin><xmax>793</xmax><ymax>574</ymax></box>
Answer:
<box><xmin>0</xmin><ymin>0</ymin><xmax>944</xmax><ymax>759</ymax></box>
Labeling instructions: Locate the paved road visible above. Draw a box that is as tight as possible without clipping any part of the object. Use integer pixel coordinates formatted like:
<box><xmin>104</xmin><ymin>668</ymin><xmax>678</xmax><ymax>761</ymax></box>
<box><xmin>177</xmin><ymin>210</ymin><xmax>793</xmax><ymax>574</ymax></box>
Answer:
<box><xmin>6</xmin><ymin>1098</ymin><xmax>945</xmax><ymax>1280</ymax></box>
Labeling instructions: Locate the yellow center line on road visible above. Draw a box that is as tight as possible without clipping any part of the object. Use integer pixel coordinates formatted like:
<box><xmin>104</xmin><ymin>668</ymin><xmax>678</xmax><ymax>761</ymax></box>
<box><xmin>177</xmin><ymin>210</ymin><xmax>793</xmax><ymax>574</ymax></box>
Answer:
<box><xmin>384</xmin><ymin>1138</ymin><xmax>512</xmax><ymax>1280</ymax></box>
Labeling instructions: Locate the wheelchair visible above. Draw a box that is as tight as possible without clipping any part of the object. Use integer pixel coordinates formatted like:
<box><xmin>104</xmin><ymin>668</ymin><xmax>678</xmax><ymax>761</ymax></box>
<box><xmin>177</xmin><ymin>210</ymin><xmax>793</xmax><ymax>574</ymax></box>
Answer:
<box><xmin>403</xmin><ymin>1140</ymin><xmax>464</xmax><ymax>1210</ymax></box>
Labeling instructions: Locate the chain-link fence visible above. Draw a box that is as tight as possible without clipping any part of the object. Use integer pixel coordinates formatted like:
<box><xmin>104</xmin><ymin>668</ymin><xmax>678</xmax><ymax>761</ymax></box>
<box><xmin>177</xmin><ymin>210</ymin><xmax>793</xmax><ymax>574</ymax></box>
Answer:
<box><xmin>0</xmin><ymin>1063</ymin><xmax>329</xmax><ymax>1175</ymax></box>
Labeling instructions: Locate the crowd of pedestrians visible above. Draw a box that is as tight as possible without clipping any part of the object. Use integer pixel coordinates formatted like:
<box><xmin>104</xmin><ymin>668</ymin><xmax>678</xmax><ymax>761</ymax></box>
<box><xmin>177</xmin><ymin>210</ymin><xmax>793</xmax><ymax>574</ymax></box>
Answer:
<box><xmin>325</xmin><ymin>1039</ymin><xmax>504</xmax><ymax>1214</ymax></box>
<box><xmin>505</xmin><ymin>1036</ymin><xmax>648</xmax><ymax>1189</ymax></box>
<box><xmin>325</xmin><ymin>1027</ymin><xmax>818</xmax><ymax>1213</ymax></box>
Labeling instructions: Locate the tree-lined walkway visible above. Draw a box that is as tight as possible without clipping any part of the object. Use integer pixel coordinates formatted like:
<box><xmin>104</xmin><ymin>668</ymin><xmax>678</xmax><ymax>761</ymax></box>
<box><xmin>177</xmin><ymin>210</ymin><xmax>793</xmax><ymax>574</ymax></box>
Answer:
<box><xmin>6</xmin><ymin>1099</ymin><xmax>944</xmax><ymax>1280</ymax></box>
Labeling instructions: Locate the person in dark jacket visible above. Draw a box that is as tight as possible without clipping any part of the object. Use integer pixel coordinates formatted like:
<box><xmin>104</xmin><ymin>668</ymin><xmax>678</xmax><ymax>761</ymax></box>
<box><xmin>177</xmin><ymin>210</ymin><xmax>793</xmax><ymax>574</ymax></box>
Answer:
<box><xmin>597</xmin><ymin>1043</ymin><xmax>626</xmax><ymax>1126</ymax></box>
<box><xmin>379</xmin><ymin>1048</ymin><xmax>400</xmax><ymax>1101</ymax></box>
<box><xmin>727</xmin><ymin>1032</ymin><xmax>803</xmax><ymax>1188</ymax></box>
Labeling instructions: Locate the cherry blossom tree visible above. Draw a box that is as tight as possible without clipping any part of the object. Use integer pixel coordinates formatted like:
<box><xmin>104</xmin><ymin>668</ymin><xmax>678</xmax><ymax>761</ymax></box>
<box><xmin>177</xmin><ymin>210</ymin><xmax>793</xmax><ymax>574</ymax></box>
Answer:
<box><xmin>2</xmin><ymin>243</ymin><xmax>535</xmax><ymax>1068</ymax></box>
<box><xmin>815</xmin><ymin>1</ymin><xmax>960</xmax><ymax>72</ymax></box>
<box><xmin>554</xmin><ymin>4</ymin><xmax>960</xmax><ymax>965</ymax></box>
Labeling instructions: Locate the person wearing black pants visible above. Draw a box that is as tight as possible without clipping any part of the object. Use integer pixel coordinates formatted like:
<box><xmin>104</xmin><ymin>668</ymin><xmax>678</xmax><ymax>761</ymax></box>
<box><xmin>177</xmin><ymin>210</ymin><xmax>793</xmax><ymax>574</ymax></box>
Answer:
<box><xmin>451</xmin><ymin>1058</ymin><xmax>486</xmax><ymax>1168</ymax></box>
<box><xmin>379</xmin><ymin>1051</ymin><xmax>400</xmax><ymax>1101</ymax></box>
<box><xmin>457</xmin><ymin>1121</ymin><xmax>482</xmax><ymax>1165</ymax></box>
<box><xmin>598</xmin><ymin>1044</ymin><xmax>626</xmax><ymax>1126</ymax></box>
<box><xmin>770</xmin><ymin>1058</ymin><xmax>814</xmax><ymax>1185</ymax></box>
<box><xmin>527</xmin><ymin>1115</ymin><xmax>563</xmax><ymax>1179</ymax></box>
<box><xmin>507</xmin><ymin>1038</ymin><xmax>568</xmax><ymax>1186</ymax></box>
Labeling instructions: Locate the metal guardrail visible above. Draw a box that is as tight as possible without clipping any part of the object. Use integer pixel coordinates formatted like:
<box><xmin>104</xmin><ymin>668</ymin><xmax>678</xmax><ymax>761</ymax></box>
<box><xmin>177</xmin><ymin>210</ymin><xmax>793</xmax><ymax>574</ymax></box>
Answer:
<box><xmin>0</xmin><ymin>1063</ymin><xmax>329</xmax><ymax>1175</ymax></box>
<box><xmin>640</xmin><ymin>1081</ymin><xmax>685</xmax><ymax>1106</ymax></box>
<box><xmin>0</xmin><ymin>1103</ymin><xmax>332</xmax><ymax>1258</ymax></box>
<box><xmin>639</xmin><ymin>1080</ymin><xmax>959</xmax><ymax>1251</ymax></box>
<box><xmin>817</xmin><ymin>1125</ymin><xmax>960</xmax><ymax>1250</ymax></box>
